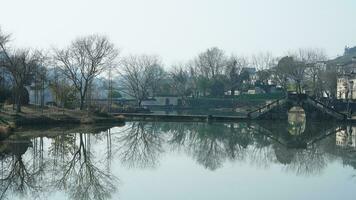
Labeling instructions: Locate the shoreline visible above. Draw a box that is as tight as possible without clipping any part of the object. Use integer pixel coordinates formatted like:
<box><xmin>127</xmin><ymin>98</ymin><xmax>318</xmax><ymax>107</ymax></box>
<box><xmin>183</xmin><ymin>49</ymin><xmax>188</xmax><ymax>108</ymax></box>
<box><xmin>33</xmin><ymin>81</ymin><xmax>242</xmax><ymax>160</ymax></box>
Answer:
<box><xmin>3</xmin><ymin>110</ymin><xmax>356</xmax><ymax>141</ymax></box>
<box><xmin>115</xmin><ymin>113</ymin><xmax>248</xmax><ymax>122</ymax></box>
<box><xmin>0</xmin><ymin>110</ymin><xmax>125</xmax><ymax>140</ymax></box>
<box><xmin>114</xmin><ymin>112</ymin><xmax>356</xmax><ymax>123</ymax></box>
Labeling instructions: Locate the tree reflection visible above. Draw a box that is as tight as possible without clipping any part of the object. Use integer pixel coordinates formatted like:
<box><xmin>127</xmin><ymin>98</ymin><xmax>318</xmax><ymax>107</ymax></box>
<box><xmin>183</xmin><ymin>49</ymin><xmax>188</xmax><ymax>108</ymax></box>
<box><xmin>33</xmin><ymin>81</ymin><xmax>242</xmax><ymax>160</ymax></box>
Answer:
<box><xmin>223</xmin><ymin>123</ymin><xmax>254</xmax><ymax>162</ymax></box>
<box><xmin>53</xmin><ymin>133</ymin><xmax>118</xmax><ymax>200</ymax></box>
<box><xmin>114</xmin><ymin>122</ymin><xmax>164</xmax><ymax>168</ymax></box>
<box><xmin>189</xmin><ymin>131</ymin><xmax>225</xmax><ymax>171</ymax></box>
<box><xmin>49</xmin><ymin>134</ymin><xmax>76</xmax><ymax>164</ymax></box>
<box><xmin>0</xmin><ymin>141</ymin><xmax>44</xmax><ymax>199</ymax></box>
<box><xmin>166</xmin><ymin>122</ymin><xmax>193</xmax><ymax>151</ymax></box>
<box><xmin>2</xmin><ymin>121</ymin><xmax>356</xmax><ymax>199</ymax></box>
<box><xmin>164</xmin><ymin>120</ymin><xmax>342</xmax><ymax>174</ymax></box>
<box><xmin>167</xmin><ymin>123</ymin><xmax>253</xmax><ymax>170</ymax></box>
<box><xmin>284</xmin><ymin>147</ymin><xmax>327</xmax><ymax>176</ymax></box>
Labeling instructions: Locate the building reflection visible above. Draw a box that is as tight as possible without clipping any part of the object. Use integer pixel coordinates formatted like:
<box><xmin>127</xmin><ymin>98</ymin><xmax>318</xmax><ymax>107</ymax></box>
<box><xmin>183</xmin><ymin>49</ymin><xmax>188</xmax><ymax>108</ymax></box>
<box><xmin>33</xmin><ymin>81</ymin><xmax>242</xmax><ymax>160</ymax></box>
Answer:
<box><xmin>336</xmin><ymin>126</ymin><xmax>356</xmax><ymax>148</ymax></box>
<box><xmin>287</xmin><ymin>106</ymin><xmax>306</xmax><ymax>136</ymax></box>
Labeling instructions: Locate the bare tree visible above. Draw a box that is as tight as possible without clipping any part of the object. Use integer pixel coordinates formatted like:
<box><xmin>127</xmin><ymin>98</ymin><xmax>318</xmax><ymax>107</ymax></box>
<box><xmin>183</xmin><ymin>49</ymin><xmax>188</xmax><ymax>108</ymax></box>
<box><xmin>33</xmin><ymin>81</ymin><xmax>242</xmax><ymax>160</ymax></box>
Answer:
<box><xmin>320</xmin><ymin>69</ymin><xmax>337</xmax><ymax>100</ymax></box>
<box><xmin>251</xmin><ymin>52</ymin><xmax>276</xmax><ymax>70</ymax></box>
<box><xmin>118</xmin><ymin>54</ymin><xmax>163</xmax><ymax>107</ymax></box>
<box><xmin>106</xmin><ymin>65</ymin><xmax>114</xmax><ymax>113</ymax></box>
<box><xmin>251</xmin><ymin>52</ymin><xmax>277</xmax><ymax>86</ymax></box>
<box><xmin>224</xmin><ymin>55</ymin><xmax>250</xmax><ymax>95</ymax></box>
<box><xmin>48</xmin><ymin>67</ymin><xmax>76</xmax><ymax>108</ymax></box>
<box><xmin>195</xmin><ymin>47</ymin><xmax>227</xmax><ymax>80</ymax></box>
<box><xmin>187</xmin><ymin>61</ymin><xmax>200</xmax><ymax>97</ymax></box>
<box><xmin>0</xmin><ymin>50</ymin><xmax>42</xmax><ymax>112</ymax></box>
<box><xmin>32</xmin><ymin>53</ymin><xmax>50</xmax><ymax>112</ymax></box>
<box><xmin>271</xmin><ymin>64</ymin><xmax>288</xmax><ymax>94</ymax></box>
<box><xmin>170</xmin><ymin>63</ymin><xmax>191</xmax><ymax>103</ymax></box>
<box><xmin>275</xmin><ymin>56</ymin><xmax>307</xmax><ymax>94</ymax></box>
<box><xmin>290</xmin><ymin>48</ymin><xmax>328</xmax><ymax>97</ymax></box>
<box><xmin>148</xmin><ymin>64</ymin><xmax>165</xmax><ymax>97</ymax></box>
<box><xmin>54</xmin><ymin>35</ymin><xmax>118</xmax><ymax>110</ymax></box>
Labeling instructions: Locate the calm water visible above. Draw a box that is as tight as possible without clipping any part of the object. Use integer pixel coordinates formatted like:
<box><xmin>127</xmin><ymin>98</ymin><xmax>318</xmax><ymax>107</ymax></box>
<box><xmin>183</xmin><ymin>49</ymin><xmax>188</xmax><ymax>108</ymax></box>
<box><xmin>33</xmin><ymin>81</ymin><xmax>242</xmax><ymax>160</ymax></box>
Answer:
<box><xmin>1</xmin><ymin>120</ymin><xmax>356</xmax><ymax>200</ymax></box>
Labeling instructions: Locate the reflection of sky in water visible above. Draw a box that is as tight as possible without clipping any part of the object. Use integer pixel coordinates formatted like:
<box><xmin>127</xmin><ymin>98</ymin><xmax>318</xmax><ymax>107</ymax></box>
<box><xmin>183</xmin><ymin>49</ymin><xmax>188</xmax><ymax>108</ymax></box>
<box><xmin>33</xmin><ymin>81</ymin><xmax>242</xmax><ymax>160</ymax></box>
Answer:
<box><xmin>1</xmin><ymin>122</ymin><xmax>356</xmax><ymax>200</ymax></box>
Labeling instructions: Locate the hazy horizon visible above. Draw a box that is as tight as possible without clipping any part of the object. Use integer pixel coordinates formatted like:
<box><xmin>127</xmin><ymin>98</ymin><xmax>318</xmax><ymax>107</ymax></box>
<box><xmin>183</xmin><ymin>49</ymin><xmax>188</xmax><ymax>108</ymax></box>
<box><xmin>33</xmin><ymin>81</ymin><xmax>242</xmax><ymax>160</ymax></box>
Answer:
<box><xmin>1</xmin><ymin>0</ymin><xmax>356</xmax><ymax>65</ymax></box>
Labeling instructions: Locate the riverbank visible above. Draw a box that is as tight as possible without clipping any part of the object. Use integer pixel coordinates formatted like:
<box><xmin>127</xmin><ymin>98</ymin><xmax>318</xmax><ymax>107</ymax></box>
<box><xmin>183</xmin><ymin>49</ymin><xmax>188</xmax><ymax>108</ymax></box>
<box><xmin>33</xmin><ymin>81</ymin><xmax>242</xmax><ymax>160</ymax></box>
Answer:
<box><xmin>115</xmin><ymin>113</ymin><xmax>248</xmax><ymax>122</ymax></box>
<box><xmin>0</xmin><ymin>105</ymin><xmax>125</xmax><ymax>138</ymax></box>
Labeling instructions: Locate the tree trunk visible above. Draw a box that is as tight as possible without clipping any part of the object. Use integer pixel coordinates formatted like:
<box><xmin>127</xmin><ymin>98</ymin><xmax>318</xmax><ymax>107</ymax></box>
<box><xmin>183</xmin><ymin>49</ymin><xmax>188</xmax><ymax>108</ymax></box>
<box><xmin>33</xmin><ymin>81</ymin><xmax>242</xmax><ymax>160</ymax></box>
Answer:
<box><xmin>231</xmin><ymin>89</ymin><xmax>235</xmax><ymax>96</ymax></box>
<box><xmin>312</xmin><ymin>75</ymin><xmax>316</xmax><ymax>97</ymax></box>
<box><xmin>80</xmin><ymin>96</ymin><xmax>85</xmax><ymax>110</ymax></box>
<box><xmin>16</xmin><ymin>92</ymin><xmax>21</xmax><ymax>113</ymax></box>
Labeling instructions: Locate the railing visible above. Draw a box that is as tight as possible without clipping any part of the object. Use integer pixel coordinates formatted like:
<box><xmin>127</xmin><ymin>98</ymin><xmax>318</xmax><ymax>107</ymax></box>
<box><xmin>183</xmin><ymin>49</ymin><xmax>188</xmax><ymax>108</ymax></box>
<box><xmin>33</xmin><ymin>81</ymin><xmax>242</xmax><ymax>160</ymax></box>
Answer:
<box><xmin>307</xmin><ymin>126</ymin><xmax>345</xmax><ymax>146</ymax></box>
<box><xmin>247</xmin><ymin>94</ymin><xmax>347</xmax><ymax>120</ymax></box>
<box><xmin>306</xmin><ymin>96</ymin><xmax>347</xmax><ymax>120</ymax></box>
<box><xmin>247</xmin><ymin>97</ymin><xmax>286</xmax><ymax>119</ymax></box>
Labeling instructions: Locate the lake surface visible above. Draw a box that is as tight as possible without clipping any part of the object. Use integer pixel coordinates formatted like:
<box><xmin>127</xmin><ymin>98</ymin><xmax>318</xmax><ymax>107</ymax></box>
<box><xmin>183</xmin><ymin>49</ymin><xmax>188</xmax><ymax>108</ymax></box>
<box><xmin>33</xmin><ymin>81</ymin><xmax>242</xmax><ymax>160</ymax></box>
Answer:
<box><xmin>1</xmin><ymin>120</ymin><xmax>356</xmax><ymax>200</ymax></box>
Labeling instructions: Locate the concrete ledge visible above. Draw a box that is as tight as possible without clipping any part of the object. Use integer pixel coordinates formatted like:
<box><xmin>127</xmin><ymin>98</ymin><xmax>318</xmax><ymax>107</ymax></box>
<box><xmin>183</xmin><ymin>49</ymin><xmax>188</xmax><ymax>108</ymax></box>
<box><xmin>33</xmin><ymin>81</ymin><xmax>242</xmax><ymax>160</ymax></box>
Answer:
<box><xmin>115</xmin><ymin>113</ymin><xmax>247</xmax><ymax>122</ymax></box>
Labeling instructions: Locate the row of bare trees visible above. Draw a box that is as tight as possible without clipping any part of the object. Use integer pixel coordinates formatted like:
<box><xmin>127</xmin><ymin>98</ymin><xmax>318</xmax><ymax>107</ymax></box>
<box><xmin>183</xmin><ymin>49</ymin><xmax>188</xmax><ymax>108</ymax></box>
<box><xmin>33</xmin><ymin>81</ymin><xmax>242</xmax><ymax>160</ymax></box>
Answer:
<box><xmin>167</xmin><ymin>47</ymin><xmax>338</xmax><ymax>101</ymax></box>
<box><xmin>167</xmin><ymin>48</ymin><xmax>274</xmax><ymax>100</ymax></box>
<box><xmin>272</xmin><ymin>48</ymin><xmax>336</xmax><ymax>98</ymax></box>
<box><xmin>0</xmin><ymin>27</ymin><xmax>122</xmax><ymax>112</ymax></box>
<box><xmin>1</xmin><ymin>26</ymin><xmax>339</xmax><ymax>112</ymax></box>
<box><xmin>0</xmin><ymin>26</ymin><xmax>168</xmax><ymax>111</ymax></box>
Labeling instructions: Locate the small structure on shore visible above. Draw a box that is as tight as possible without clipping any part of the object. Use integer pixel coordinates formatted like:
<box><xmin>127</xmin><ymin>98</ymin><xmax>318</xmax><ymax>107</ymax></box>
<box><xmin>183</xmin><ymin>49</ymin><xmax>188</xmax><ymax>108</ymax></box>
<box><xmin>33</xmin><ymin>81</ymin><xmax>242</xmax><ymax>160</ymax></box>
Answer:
<box><xmin>141</xmin><ymin>96</ymin><xmax>183</xmax><ymax>108</ymax></box>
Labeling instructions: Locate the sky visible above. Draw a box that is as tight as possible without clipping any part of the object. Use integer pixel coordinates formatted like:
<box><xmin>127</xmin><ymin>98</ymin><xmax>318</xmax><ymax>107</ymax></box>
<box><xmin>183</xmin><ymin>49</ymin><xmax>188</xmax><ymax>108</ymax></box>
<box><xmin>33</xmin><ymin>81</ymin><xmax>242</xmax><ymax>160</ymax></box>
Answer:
<box><xmin>1</xmin><ymin>0</ymin><xmax>356</xmax><ymax>65</ymax></box>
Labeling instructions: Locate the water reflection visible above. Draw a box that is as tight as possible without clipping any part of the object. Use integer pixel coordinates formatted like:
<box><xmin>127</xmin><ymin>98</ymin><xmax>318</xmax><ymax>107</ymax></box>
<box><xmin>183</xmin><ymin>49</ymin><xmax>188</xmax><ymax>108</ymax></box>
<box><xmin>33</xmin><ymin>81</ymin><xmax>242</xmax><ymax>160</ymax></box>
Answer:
<box><xmin>1</xmin><ymin>121</ymin><xmax>356</xmax><ymax>199</ymax></box>
<box><xmin>288</xmin><ymin>106</ymin><xmax>306</xmax><ymax>136</ymax></box>
<box><xmin>1</xmin><ymin>130</ymin><xmax>118</xmax><ymax>200</ymax></box>
<box><xmin>336</xmin><ymin>126</ymin><xmax>356</xmax><ymax>148</ymax></box>
<box><xmin>52</xmin><ymin>133</ymin><xmax>117</xmax><ymax>200</ymax></box>
<box><xmin>0</xmin><ymin>140</ymin><xmax>43</xmax><ymax>199</ymax></box>
<box><xmin>114</xmin><ymin>122</ymin><xmax>164</xmax><ymax>168</ymax></box>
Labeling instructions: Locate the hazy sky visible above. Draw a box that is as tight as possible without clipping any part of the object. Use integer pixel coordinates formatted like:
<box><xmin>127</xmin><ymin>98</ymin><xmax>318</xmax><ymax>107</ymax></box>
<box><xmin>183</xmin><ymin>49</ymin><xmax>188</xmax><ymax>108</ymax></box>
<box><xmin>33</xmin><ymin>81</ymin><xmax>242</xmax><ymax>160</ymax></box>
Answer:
<box><xmin>1</xmin><ymin>0</ymin><xmax>356</xmax><ymax>65</ymax></box>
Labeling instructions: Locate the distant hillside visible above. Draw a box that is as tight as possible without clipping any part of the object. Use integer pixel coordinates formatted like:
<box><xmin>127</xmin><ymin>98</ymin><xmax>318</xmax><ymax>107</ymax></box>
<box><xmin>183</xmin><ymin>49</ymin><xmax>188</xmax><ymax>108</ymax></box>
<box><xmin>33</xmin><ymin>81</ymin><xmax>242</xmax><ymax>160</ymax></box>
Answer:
<box><xmin>328</xmin><ymin>46</ymin><xmax>356</xmax><ymax>65</ymax></box>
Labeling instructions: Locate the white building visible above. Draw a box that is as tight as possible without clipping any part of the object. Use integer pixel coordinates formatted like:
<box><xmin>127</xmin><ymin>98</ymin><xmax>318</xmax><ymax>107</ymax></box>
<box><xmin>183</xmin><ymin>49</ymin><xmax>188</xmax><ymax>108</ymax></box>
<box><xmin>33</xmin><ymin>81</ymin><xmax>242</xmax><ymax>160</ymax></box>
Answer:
<box><xmin>337</xmin><ymin>74</ymin><xmax>356</xmax><ymax>100</ymax></box>
<box><xmin>26</xmin><ymin>85</ymin><xmax>54</xmax><ymax>106</ymax></box>
<box><xmin>241</xmin><ymin>67</ymin><xmax>257</xmax><ymax>85</ymax></box>
<box><xmin>336</xmin><ymin>57</ymin><xmax>356</xmax><ymax>100</ymax></box>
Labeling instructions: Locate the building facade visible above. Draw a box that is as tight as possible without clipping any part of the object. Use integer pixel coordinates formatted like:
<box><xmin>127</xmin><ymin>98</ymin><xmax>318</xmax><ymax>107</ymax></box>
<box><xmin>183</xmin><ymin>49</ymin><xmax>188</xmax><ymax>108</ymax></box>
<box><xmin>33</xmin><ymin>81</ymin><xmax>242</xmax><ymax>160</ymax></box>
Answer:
<box><xmin>336</xmin><ymin>57</ymin><xmax>356</xmax><ymax>100</ymax></box>
<box><xmin>337</xmin><ymin>74</ymin><xmax>356</xmax><ymax>100</ymax></box>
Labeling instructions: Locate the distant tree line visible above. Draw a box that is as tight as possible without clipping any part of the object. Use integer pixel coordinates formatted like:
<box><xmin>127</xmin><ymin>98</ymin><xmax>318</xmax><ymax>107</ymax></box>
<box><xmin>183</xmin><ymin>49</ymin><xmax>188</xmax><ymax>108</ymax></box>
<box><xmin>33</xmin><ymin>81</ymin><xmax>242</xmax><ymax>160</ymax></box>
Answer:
<box><xmin>0</xmin><ymin>26</ymin><xmax>338</xmax><ymax>112</ymax></box>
